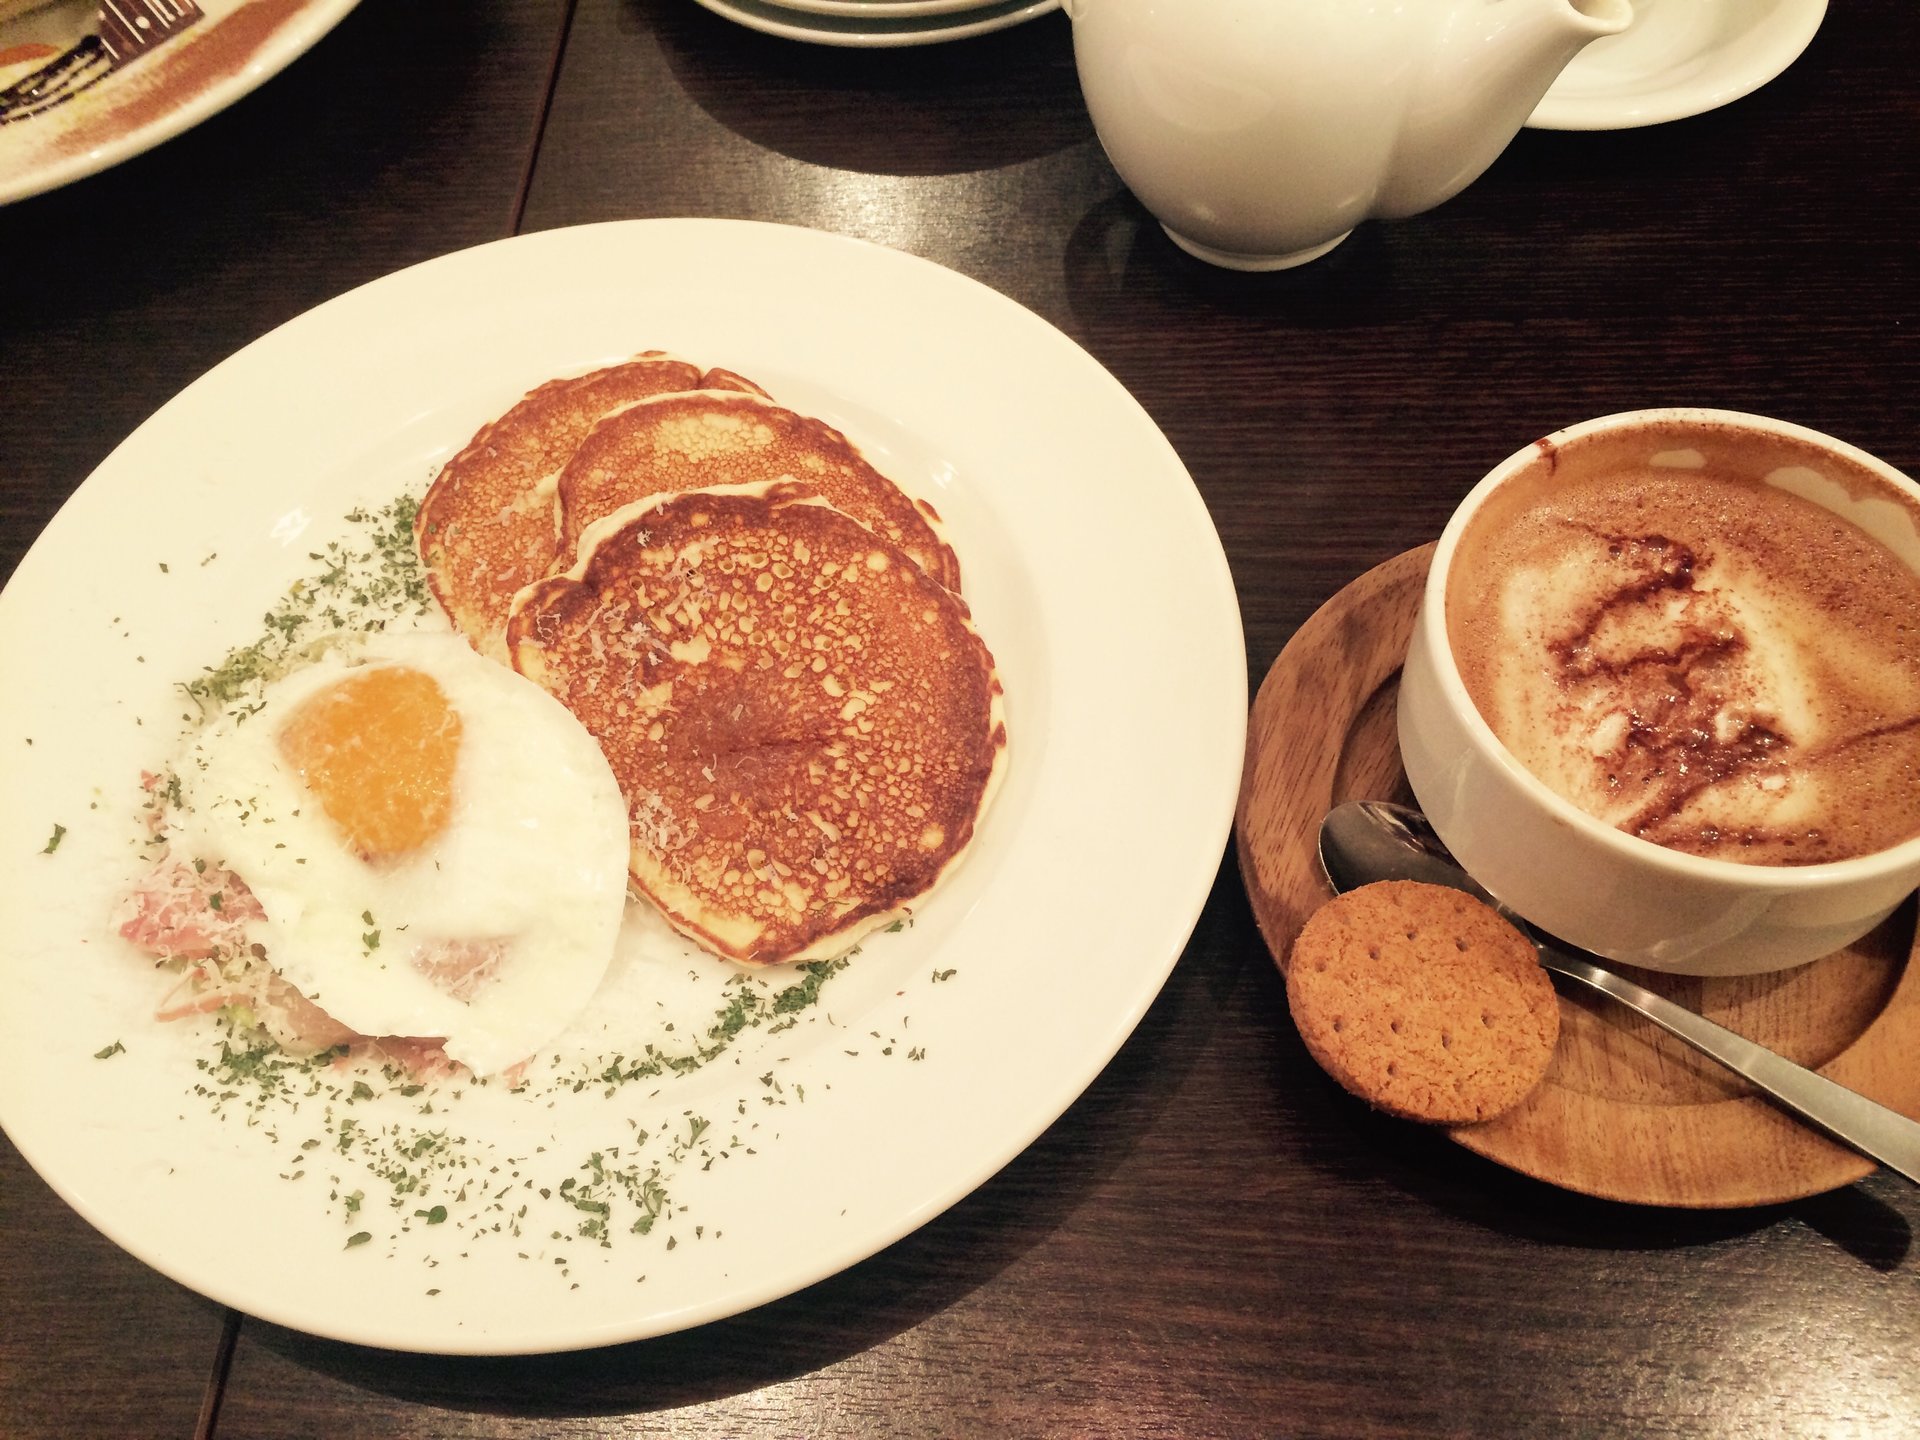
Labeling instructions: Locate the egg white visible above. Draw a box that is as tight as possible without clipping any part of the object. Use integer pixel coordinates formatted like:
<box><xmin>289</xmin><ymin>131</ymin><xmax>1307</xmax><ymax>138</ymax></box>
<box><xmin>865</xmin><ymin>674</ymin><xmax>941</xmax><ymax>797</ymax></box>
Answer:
<box><xmin>172</xmin><ymin>633</ymin><xmax>630</xmax><ymax>1077</ymax></box>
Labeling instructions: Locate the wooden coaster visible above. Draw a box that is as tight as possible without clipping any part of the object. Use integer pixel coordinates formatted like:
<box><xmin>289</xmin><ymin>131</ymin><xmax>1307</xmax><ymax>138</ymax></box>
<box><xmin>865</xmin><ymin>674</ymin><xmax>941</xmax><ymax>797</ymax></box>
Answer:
<box><xmin>1235</xmin><ymin>544</ymin><xmax>1920</xmax><ymax>1208</ymax></box>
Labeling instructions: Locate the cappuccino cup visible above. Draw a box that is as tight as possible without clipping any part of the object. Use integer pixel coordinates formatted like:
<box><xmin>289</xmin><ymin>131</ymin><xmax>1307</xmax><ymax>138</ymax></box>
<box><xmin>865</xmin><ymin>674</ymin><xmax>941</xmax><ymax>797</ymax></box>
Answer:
<box><xmin>1398</xmin><ymin>409</ymin><xmax>1920</xmax><ymax>975</ymax></box>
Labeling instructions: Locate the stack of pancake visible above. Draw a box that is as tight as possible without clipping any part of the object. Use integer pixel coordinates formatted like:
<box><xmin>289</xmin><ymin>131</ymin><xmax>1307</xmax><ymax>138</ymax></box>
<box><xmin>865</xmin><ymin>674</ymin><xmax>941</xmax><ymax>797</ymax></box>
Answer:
<box><xmin>415</xmin><ymin>352</ymin><xmax>1006</xmax><ymax>967</ymax></box>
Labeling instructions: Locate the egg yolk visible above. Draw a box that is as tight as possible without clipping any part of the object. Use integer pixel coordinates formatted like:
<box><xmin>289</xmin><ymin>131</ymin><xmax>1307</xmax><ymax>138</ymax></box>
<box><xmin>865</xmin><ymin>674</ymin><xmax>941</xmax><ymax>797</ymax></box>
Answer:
<box><xmin>277</xmin><ymin>665</ymin><xmax>463</xmax><ymax>862</ymax></box>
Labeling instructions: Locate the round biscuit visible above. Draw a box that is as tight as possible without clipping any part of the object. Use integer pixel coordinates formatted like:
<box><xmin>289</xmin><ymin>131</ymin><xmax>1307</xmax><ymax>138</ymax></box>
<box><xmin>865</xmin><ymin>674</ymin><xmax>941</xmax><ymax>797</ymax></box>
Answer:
<box><xmin>1286</xmin><ymin>880</ymin><xmax>1560</xmax><ymax>1125</ymax></box>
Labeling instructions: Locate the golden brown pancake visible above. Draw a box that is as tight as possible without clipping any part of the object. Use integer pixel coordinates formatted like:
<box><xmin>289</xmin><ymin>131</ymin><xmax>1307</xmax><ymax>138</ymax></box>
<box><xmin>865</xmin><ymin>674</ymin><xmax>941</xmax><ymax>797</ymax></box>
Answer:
<box><xmin>414</xmin><ymin>354</ymin><xmax>763</xmax><ymax>661</ymax></box>
<box><xmin>506</xmin><ymin>482</ymin><xmax>1005</xmax><ymax>965</ymax></box>
<box><xmin>554</xmin><ymin>389</ymin><xmax>962</xmax><ymax>593</ymax></box>
<box><xmin>698</xmin><ymin>367</ymin><xmax>771</xmax><ymax>400</ymax></box>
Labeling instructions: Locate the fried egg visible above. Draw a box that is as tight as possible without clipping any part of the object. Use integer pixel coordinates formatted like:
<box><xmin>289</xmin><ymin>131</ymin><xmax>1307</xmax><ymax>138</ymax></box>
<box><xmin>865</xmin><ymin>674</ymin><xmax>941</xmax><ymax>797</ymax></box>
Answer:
<box><xmin>172</xmin><ymin>632</ymin><xmax>629</xmax><ymax>1076</ymax></box>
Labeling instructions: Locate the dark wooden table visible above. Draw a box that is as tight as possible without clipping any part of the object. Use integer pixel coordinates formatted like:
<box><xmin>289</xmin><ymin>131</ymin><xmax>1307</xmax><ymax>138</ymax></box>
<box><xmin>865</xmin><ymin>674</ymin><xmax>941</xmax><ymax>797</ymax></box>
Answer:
<box><xmin>4</xmin><ymin>1</ymin><xmax>1917</xmax><ymax>1435</ymax></box>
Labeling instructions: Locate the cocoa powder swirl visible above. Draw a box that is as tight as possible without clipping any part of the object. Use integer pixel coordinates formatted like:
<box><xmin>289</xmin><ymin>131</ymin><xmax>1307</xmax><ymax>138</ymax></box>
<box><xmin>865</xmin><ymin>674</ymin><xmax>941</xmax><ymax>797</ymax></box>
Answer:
<box><xmin>1545</xmin><ymin>529</ymin><xmax>1807</xmax><ymax>856</ymax></box>
<box><xmin>1447</xmin><ymin>454</ymin><xmax>1920</xmax><ymax>867</ymax></box>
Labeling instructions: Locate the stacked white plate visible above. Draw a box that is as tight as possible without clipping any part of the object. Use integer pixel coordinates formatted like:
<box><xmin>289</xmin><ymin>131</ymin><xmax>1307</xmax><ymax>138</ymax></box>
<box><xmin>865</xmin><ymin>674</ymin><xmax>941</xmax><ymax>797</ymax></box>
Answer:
<box><xmin>693</xmin><ymin>0</ymin><xmax>1060</xmax><ymax>48</ymax></box>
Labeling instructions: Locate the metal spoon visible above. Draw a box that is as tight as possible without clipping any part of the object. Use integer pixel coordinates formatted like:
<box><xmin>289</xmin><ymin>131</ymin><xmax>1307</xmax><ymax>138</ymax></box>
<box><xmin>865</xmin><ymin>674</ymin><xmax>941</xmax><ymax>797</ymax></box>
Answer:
<box><xmin>1318</xmin><ymin>799</ymin><xmax>1920</xmax><ymax>1186</ymax></box>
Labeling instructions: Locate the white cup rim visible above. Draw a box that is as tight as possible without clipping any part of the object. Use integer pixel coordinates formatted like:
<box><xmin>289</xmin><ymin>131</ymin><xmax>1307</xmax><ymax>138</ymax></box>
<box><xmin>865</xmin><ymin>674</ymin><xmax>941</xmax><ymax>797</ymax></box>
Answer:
<box><xmin>1423</xmin><ymin>406</ymin><xmax>1920</xmax><ymax>891</ymax></box>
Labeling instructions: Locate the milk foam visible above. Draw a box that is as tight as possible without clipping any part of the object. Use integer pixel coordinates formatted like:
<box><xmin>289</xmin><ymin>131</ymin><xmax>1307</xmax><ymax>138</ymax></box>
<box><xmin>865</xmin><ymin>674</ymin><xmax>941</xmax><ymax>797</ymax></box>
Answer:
<box><xmin>1448</xmin><ymin>438</ymin><xmax>1920</xmax><ymax>865</ymax></box>
<box><xmin>1484</xmin><ymin>540</ymin><xmax>1825</xmax><ymax>837</ymax></box>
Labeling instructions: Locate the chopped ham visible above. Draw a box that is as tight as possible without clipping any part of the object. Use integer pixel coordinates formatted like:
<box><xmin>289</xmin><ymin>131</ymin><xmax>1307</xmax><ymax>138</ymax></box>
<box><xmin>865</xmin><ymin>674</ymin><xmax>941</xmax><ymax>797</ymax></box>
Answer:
<box><xmin>153</xmin><ymin>971</ymin><xmax>249</xmax><ymax>1023</ymax></box>
<box><xmin>410</xmin><ymin>937</ymin><xmax>504</xmax><ymax>1002</ymax></box>
<box><xmin>117</xmin><ymin>856</ymin><xmax>264</xmax><ymax>961</ymax></box>
<box><xmin>118</xmin><ymin>840</ymin><xmax>520</xmax><ymax>1082</ymax></box>
<box><xmin>365</xmin><ymin>1036</ymin><xmax>460</xmax><ymax>1082</ymax></box>
<box><xmin>261</xmin><ymin>974</ymin><xmax>362</xmax><ymax>1052</ymax></box>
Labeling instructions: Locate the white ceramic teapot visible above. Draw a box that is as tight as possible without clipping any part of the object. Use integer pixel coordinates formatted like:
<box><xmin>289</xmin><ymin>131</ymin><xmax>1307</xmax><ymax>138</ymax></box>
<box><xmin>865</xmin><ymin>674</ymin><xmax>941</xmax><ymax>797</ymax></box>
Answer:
<box><xmin>1066</xmin><ymin>0</ymin><xmax>1635</xmax><ymax>270</ymax></box>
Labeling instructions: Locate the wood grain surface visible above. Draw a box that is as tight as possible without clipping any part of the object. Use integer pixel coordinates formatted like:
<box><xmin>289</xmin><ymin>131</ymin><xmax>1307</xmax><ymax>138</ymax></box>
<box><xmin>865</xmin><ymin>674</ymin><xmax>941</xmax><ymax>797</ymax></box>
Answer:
<box><xmin>4</xmin><ymin>0</ymin><xmax>1920</xmax><ymax>1435</ymax></box>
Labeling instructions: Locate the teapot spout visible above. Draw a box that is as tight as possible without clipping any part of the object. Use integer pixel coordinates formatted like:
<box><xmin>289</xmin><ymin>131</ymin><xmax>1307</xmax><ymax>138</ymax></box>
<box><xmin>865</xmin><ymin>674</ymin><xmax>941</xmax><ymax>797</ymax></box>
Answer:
<box><xmin>1376</xmin><ymin>0</ymin><xmax>1633</xmax><ymax>219</ymax></box>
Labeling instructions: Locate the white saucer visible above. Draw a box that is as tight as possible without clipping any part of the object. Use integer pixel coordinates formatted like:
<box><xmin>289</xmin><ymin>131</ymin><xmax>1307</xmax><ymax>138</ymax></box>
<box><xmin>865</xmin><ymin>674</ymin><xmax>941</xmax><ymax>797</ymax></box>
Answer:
<box><xmin>1527</xmin><ymin>0</ymin><xmax>1826</xmax><ymax>131</ymax></box>
<box><xmin>693</xmin><ymin>0</ymin><xmax>1058</xmax><ymax>46</ymax></box>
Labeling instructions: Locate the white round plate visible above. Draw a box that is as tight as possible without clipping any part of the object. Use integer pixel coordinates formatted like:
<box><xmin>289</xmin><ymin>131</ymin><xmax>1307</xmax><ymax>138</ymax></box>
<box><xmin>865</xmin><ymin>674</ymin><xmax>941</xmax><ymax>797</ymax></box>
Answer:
<box><xmin>750</xmin><ymin>0</ymin><xmax>1013</xmax><ymax>19</ymax></box>
<box><xmin>0</xmin><ymin>0</ymin><xmax>360</xmax><ymax>207</ymax></box>
<box><xmin>693</xmin><ymin>0</ymin><xmax>1058</xmax><ymax>47</ymax></box>
<box><xmin>1527</xmin><ymin>0</ymin><xmax>1825</xmax><ymax>131</ymax></box>
<box><xmin>0</xmin><ymin>218</ymin><xmax>1246</xmax><ymax>1355</ymax></box>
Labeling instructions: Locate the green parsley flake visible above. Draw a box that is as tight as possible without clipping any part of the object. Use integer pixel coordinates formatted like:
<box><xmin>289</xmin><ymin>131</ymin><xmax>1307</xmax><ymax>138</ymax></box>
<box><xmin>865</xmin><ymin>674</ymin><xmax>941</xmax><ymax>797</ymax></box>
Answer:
<box><xmin>42</xmin><ymin>823</ymin><xmax>66</xmax><ymax>854</ymax></box>
<box><xmin>180</xmin><ymin>495</ymin><xmax>431</xmax><ymax>722</ymax></box>
<box><xmin>150</xmin><ymin>663</ymin><xmax>879</xmax><ymax>1270</ymax></box>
